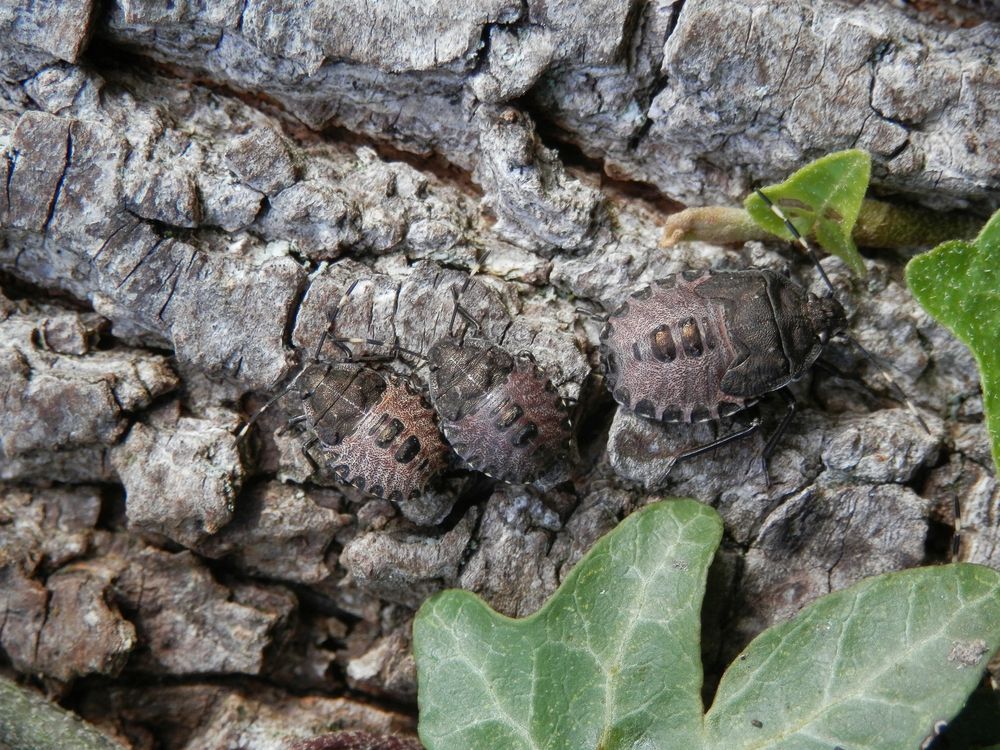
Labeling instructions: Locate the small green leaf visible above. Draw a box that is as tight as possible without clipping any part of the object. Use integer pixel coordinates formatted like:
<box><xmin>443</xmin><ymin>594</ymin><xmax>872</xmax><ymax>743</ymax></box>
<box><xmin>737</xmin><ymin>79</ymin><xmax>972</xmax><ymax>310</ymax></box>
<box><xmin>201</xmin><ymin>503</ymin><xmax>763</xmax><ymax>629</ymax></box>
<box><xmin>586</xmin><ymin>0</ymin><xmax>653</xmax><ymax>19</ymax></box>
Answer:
<box><xmin>906</xmin><ymin>209</ymin><xmax>1000</xmax><ymax>472</ymax></box>
<box><xmin>745</xmin><ymin>149</ymin><xmax>871</xmax><ymax>275</ymax></box>
<box><xmin>0</xmin><ymin>676</ymin><xmax>127</xmax><ymax>750</ymax></box>
<box><xmin>414</xmin><ymin>500</ymin><xmax>1000</xmax><ymax>750</ymax></box>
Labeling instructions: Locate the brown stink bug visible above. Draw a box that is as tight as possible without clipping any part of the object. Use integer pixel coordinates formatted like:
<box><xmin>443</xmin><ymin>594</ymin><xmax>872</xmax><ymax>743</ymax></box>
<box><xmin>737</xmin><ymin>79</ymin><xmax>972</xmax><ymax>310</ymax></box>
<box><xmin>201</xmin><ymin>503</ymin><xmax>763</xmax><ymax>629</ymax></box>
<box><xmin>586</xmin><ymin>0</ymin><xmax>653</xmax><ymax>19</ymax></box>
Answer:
<box><xmin>426</xmin><ymin>285</ymin><xmax>576</xmax><ymax>486</ymax></box>
<box><xmin>239</xmin><ymin>280</ymin><xmax>450</xmax><ymax>503</ymax></box>
<box><xmin>598</xmin><ymin>189</ymin><xmax>927</xmax><ymax>469</ymax></box>
<box><xmin>295</xmin><ymin>361</ymin><xmax>449</xmax><ymax>502</ymax></box>
<box><xmin>599</xmin><ymin>267</ymin><xmax>846</xmax><ymax>460</ymax></box>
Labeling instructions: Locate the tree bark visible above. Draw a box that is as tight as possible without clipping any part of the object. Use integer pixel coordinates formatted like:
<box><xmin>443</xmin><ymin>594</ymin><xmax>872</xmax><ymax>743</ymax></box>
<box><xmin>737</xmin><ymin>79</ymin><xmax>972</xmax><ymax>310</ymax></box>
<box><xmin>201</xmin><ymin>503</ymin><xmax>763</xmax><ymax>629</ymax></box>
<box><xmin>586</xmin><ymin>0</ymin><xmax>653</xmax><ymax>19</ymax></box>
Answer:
<box><xmin>1</xmin><ymin>0</ymin><xmax>997</xmax><ymax>747</ymax></box>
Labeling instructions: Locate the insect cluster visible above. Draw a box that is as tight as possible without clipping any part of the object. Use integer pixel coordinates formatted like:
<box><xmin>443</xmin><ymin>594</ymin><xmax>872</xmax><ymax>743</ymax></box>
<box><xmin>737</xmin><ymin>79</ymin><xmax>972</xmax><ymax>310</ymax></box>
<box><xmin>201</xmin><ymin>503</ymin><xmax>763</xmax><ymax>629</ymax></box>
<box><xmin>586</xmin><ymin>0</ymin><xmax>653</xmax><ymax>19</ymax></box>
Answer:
<box><xmin>245</xmin><ymin>266</ymin><xmax>578</xmax><ymax>509</ymax></box>
<box><xmin>247</xmin><ymin>195</ymin><xmax>916</xmax><ymax>511</ymax></box>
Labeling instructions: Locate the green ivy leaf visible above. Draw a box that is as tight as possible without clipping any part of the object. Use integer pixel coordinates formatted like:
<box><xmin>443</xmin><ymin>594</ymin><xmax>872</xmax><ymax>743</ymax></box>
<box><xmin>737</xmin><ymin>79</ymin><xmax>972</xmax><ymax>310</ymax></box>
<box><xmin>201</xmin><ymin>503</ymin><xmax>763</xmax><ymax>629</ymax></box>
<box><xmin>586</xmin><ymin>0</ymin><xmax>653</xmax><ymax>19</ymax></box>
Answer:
<box><xmin>745</xmin><ymin>149</ymin><xmax>871</xmax><ymax>275</ymax></box>
<box><xmin>414</xmin><ymin>500</ymin><xmax>1000</xmax><ymax>750</ymax></box>
<box><xmin>906</xmin><ymin>210</ymin><xmax>1000</xmax><ymax>472</ymax></box>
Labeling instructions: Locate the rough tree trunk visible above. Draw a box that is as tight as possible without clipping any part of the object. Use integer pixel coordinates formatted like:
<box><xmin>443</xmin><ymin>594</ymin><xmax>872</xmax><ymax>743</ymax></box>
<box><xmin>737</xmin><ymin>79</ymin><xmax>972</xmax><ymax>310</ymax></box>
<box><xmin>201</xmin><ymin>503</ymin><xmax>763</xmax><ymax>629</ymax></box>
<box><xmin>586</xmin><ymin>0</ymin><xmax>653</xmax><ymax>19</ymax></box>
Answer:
<box><xmin>1</xmin><ymin>0</ymin><xmax>997</xmax><ymax>748</ymax></box>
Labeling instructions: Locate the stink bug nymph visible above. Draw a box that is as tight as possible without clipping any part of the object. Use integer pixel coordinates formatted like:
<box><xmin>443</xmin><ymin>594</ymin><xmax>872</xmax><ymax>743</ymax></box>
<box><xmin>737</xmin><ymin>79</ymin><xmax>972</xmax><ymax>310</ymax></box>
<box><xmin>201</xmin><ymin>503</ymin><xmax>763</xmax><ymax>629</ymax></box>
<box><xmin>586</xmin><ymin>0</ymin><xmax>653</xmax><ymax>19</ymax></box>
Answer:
<box><xmin>426</xmin><ymin>285</ymin><xmax>576</xmax><ymax>486</ymax></box>
<box><xmin>238</xmin><ymin>280</ymin><xmax>450</xmax><ymax>503</ymax></box>
<box><xmin>296</xmin><ymin>361</ymin><xmax>449</xmax><ymax>502</ymax></box>
<box><xmin>598</xmin><ymin>189</ymin><xmax>924</xmax><ymax>470</ymax></box>
<box><xmin>600</xmin><ymin>267</ymin><xmax>846</xmax><ymax>424</ymax></box>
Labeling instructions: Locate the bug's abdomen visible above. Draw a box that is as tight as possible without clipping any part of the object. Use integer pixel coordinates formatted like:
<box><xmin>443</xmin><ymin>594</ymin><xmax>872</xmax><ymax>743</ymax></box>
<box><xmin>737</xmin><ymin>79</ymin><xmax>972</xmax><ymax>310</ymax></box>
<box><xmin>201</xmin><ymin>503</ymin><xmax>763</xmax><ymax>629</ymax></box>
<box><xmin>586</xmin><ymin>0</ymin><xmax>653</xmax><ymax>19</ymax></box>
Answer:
<box><xmin>301</xmin><ymin>364</ymin><xmax>449</xmax><ymax>501</ymax></box>
<box><xmin>440</xmin><ymin>358</ymin><xmax>574</xmax><ymax>484</ymax></box>
<box><xmin>599</xmin><ymin>275</ymin><xmax>748</xmax><ymax>423</ymax></box>
<box><xmin>330</xmin><ymin>384</ymin><xmax>450</xmax><ymax>501</ymax></box>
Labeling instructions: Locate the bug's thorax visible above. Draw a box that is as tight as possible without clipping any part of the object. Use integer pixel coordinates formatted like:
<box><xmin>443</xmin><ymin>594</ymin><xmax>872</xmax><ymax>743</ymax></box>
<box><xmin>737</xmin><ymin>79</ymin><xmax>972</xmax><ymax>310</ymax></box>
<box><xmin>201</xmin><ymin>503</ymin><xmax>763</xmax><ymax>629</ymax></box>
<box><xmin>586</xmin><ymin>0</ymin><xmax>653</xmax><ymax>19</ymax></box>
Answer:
<box><xmin>427</xmin><ymin>338</ymin><xmax>515</xmax><ymax>421</ymax></box>
<box><xmin>300</xmin><ymin>363</ymin><xmax>386</xmax><ymax>446</ymax></box>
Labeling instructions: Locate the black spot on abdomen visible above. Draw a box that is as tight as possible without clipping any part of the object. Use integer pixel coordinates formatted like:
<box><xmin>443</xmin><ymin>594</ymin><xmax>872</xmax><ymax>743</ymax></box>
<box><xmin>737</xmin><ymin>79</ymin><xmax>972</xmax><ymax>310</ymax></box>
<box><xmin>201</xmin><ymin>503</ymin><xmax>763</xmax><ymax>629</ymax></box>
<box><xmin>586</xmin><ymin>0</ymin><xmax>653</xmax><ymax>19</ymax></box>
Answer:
<box><xmin>681</xmin><ymin>318</ymin><xmax>703</xmax><ymax>357</ymax></box>
<box><xmin>631</xmin><ymin>286</ymin><xmax>652</xmax><ymax>300</ymax></box>
<box><xmin>660</xmin><ymin>406</ymin><xmax>683</xmax><ymax>423</ymax></box>
<box><xmin>375</xmin><ymin>418</ymin><xmax>404</xmax><ymax>448</ymax></box>
<box><xmin>495</xmin><ymin>404</ymin><xmax>524</xmax><ymax>430</ymax></box>
<box><xmin>512</xmin><ymin>423</ymin><xmax>538</xmax><ymax>446</ymax></box>
<box><xmin>635</xmin><ymin>399</ymin><xmax>657</xmax><ymax>418</ymax></box>
<box><xmin>650</xmin><ymin>325</ymin><xmax>676</xmax><ymax>362</ymax></box>
<box><xmin>690</xmin><ymin>405</ymin><xmax>712</xmax><ymax>422</ymax></box>
<box><xmin>394</xmin><ymin>435</ymin><xmax>421</xmax><ymax>463</ymax></box>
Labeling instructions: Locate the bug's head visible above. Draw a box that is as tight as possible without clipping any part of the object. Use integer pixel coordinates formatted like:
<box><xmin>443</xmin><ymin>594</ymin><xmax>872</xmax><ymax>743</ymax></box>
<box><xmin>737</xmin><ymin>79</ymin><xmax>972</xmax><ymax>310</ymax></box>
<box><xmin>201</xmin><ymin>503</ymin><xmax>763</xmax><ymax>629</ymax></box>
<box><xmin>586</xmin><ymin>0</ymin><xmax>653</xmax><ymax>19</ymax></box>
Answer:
<box><xmin>427</xmin><ymin>339</ymin><xmax>465</xmax><ymax>377</ymax></box>
<box><xmin>427</xmin><ymin>339</ymin><xmax>515</xmax><ymax>421</ymax></box>
<box><xmin>808</xmin><ymin>293</ymin><xmax>848</xmax><ymax>345</ymax></box>
<box><xmin>428</xmin><ymin>339</ymin><xmax>513</xmax><ymax>390</ymax></box>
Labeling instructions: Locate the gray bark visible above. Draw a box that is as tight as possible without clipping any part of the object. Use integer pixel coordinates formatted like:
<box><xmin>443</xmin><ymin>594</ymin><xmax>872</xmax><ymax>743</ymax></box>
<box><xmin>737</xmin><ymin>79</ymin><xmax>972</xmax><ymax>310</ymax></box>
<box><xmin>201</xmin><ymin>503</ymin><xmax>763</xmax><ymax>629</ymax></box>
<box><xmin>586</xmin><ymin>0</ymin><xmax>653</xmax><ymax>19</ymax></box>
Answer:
<box><xmin>1</xmin><ymin>0</ymin><xmax>997</xmax><ymax>747</ymax></box>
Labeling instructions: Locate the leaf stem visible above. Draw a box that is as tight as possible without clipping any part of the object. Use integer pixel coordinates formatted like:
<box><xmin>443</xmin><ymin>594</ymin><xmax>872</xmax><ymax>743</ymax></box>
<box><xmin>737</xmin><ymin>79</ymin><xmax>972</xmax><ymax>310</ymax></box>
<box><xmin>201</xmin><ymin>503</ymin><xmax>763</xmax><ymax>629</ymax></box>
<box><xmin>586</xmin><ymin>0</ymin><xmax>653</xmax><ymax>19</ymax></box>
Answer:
<box><xmin>661</xmin><ymin>199</ymin><xmax>982</xmax><ymax>250</ymax></box>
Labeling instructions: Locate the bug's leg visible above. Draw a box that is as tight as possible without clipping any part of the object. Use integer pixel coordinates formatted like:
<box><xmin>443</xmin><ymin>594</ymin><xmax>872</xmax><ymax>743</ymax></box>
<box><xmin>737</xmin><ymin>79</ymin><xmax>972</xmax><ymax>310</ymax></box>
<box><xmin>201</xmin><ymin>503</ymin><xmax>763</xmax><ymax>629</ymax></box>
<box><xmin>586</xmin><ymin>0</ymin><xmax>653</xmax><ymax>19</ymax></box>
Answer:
<box><xmin>236</xmin><ymin>364</ymin><xmax>312</xmax><ymax>442</ymax></box>
<box><xmin>276</xmin><ymin>413</ymin><xmax>309</xmax><ymax>437</ymax></box>
<box><xmin>741</xmin><ymin>388</ymin><xmax>797</xmax><ymax>486</ymax></box>
<box><xmin>575</xmin><ymin>306</ymin><xmax>609</xmax><ymax>323</ymax></box>
<box><xmin>756</xmin><ymin>456</ymin><xmax>770</xmax><ymax>488</ymax></box>
<box><xmin>762</xmin><ymin>387</ymin><xmax>797</xmax><ymax>461</ymax></box>
<box><xmin>674</xmin><ymin>417</ymin><xmax>763</xmax><ymax>463</ymax></box>
<box><xmin>276</xmin><ymin>414</ymin><xmax>308</xmax><ymax>437</ymax></box>
<box><xmin>380</xmin><ymin>334</ymin><xmax>427</xmax><ymax>363</ymax></box>
<box><xmin>331</xmin><ymin>335</ymin><xmax>390</xmax><ymax>362</ymax></box>
<box><xmin>446</xmin><ymin>253</ymin><xmax>490</xmax><ymax>339</ymax></box>
<box><xmin>300</xmin><ymin>436</ymin><xmax>320</xmax><ymax>473</ymax></box>
<box><xmin>314</xmin><ymin>279</ymin><xmax>366</xmax><ymax>362</ymax></box>
<box><xmin>449</xmin><ymin>284</ymin><xmax>483</xmax><ymax>342</ymax></box>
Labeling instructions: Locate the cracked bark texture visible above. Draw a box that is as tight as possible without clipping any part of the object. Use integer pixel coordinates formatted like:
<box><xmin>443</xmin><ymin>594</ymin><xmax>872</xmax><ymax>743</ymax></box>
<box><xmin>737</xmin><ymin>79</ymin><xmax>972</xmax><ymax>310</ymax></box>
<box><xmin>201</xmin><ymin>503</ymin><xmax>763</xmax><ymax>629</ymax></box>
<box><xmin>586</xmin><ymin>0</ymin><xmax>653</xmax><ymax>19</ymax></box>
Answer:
<box><xmin>0</xmin><ymin>0</ymin><xmax>997</xmax><ymax>748</ymax></box>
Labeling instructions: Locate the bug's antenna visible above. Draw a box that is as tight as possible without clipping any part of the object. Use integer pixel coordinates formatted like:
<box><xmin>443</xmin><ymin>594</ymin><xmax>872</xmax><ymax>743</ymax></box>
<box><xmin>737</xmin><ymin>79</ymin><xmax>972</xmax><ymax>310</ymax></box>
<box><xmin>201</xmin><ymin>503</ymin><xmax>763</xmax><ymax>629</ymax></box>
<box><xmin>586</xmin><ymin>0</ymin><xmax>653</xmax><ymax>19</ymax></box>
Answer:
<box><xmin>844</xmin><ymin>333</ymin><xmax>931</xmax><ymax>434</ymax></box>
<box><xmin>236</xmin><ymin>365</ymin><xmax>310</xmax><ymax>441</ymax></box>
<box><xmin>754</xmin><ymin>189</ymin><xmax>838</xmax><ymax>298</ymax></box>
<box><xmin>753</xmin><ymin>190</ymin><xmax>931</xmax><ymax>436</ymax></box>
<box><xmin>314</xmin><ymin>279</ymin><xmax>366</xmax><ymax>362</ymax></box>
<box><xmin>469</xmin><ymin>248</ymin><xmax>491</xmax><ymax>278</ymax></box>
<box><xmin>449</xmin><ymin>253</ymin><xmax>490</xmax><ymax>343</ymax></box>
<box><xmin>449</xmin><ymin>284</ymin><xmax>483</xmax><ymax>344</ymax></box>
